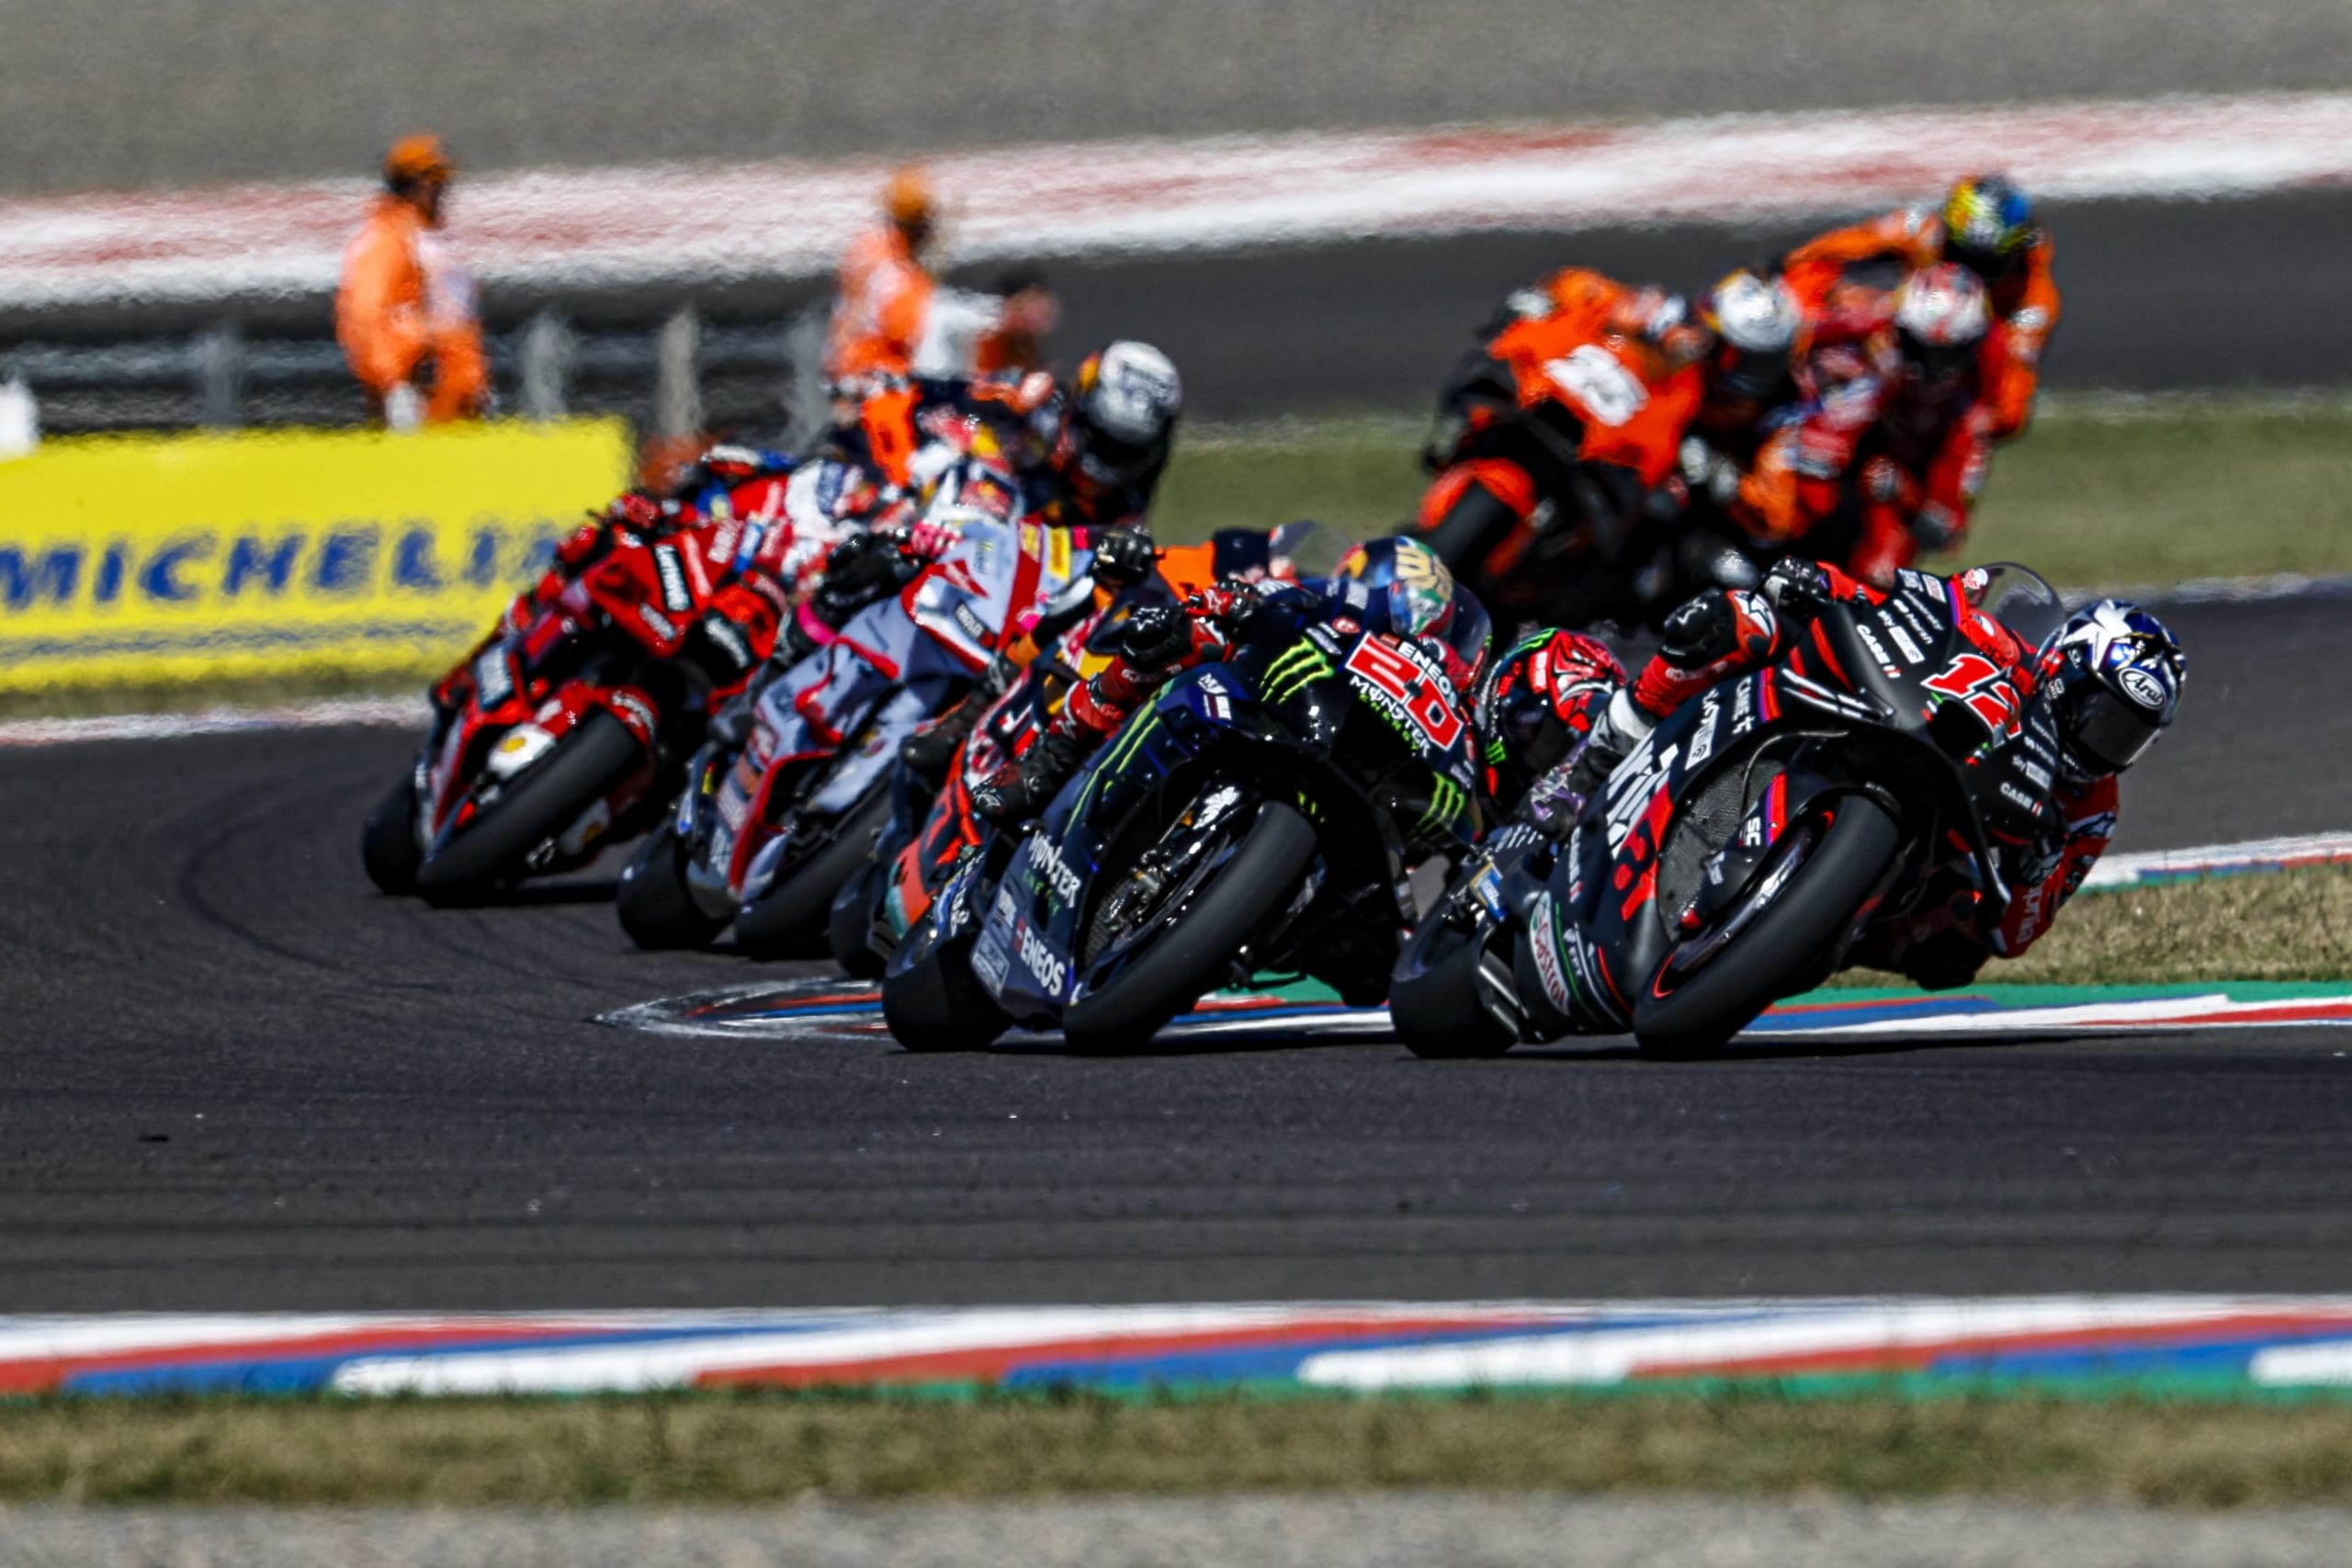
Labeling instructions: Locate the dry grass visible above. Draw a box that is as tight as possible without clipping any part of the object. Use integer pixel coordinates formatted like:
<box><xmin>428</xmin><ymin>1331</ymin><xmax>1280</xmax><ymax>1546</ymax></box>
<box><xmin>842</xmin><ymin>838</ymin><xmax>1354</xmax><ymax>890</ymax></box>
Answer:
<box><xmin>6</xmin><ymin>1389</ymin><xmax>2352</xmax><ymax>1507</ymax></box>
<box><xmin>1838</xmin><ymin>864</ymin><xmax>2352</xmax><ymax>989</ymax></box>
<box><xmin>1152</xmin><ymin>400</ymin><xmax>2352</xmax><ymax>591</ymax></box>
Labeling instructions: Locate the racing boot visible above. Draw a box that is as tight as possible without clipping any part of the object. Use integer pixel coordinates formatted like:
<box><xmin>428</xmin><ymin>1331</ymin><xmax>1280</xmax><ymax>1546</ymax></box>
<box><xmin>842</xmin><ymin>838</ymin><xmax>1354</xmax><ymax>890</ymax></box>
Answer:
<box><xmin>971</xmin><ymin>730</ymin><xmax>1082</xmax><ymax>825</ymax></box>
<box><xmin>899</xmin><ymin>690</ymin><xmax>989</xmax><ymax>786</ymax></box>
<box><xmin>1558</xmin><ymin>687</ymin><xmax>1657</xmax><ymax>811</ymax></box>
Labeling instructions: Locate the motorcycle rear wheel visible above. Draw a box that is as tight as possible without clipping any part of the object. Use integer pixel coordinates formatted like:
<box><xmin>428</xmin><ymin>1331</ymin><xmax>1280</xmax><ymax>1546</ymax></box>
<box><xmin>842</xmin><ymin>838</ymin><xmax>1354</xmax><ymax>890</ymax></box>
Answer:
<box><xmin>360</xmin><ymin>773</ymin><xmax>424</xmax><ymax>896</ymax></box>
<box><xmin>733</xmin><ymin>786</ymin><xmax>893</xmax><ymax>960</ymax></box>
<box><xmin>1060</xmin><ymin>800</ymin><xmax>1318</xmax><ymax>1054</ymax></box>
<box><xmin>414</xmin><ymin>711</ymin><xmax>644</xmax><ymax>906</ymax></box>
<box><xmin>616</xmin><ymin>826</ymin><xmax>730</xmax><ymax>950</ymax></box>
<box><xmin>1632</xmin><ymin>795</ymin><xmax>1899</xmax><ymax>1061</ymax></box>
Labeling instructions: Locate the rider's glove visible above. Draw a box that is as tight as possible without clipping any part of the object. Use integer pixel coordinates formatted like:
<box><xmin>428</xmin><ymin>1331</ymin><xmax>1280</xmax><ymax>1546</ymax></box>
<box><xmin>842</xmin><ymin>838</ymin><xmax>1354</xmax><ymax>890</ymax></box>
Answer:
<box><xmin>820</xmin><ymin>530</ymin><xmax>906</xmax><ymax>598</ymax></box>
<box><xmin>1678</xmin><ymin>435</ymin><xmax>1741</xmax><ymax>507</ymax></box>
<box><xmin>1117</xmin><ymin>603</ymin><xmax>1194</xmax><ymax>672</ymax></box>
<box><xmin>1760</xmin><ymin>556</ymin><xmax>1835</xmax><ymax>621</ymax></box>
<box><xmin>902</xmin><ymin>517</ymin><xmax>963</xmax><ymax>561</ymax></box>
<box><xmin>1089</xmin><ymin>526</ymin><xmax>1157</xmax><ymax>591</ymax></box>
<box><xmin>1911</xmin><ymin>503</ymin><xmax>1964</xmax><ymax>555</ymax></box>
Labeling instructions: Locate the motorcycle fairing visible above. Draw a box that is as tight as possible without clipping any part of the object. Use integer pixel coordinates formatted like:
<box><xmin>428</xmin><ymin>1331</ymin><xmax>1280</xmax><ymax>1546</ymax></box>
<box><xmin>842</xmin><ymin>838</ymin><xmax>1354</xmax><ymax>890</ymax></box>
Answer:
<box><xmin>971</xmin><ymin>625</ymin><xmax>1484</xmax><ymax>1028</ymax></box>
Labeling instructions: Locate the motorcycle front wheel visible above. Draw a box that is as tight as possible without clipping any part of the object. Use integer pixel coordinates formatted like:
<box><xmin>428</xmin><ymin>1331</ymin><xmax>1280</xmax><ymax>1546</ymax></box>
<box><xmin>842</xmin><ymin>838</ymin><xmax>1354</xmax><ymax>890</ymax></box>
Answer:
<box><xmin>1390</xmin><ymin>904</ymin><xmax>1520</xmax><ymax>1058</ymax></box>
<box><xmin>733</xmin><ymin>785</ymin><xmax>893</xmax><ymax>960</ymax></box>
<box><xmin>616</xmin><ymin>825</ymin><xmax>730</xmax><ymax>950</ymax></box>
<box><xmin>826</xmin><ymin>857</ymin><xmax>890</xmax><ymax>980</ymax></box>
<box><xmin>881</xmin><ymin>917</ymin><xmax>1011</xmax><ymax>1053</ymax></box>
<box><xmin>413</xmin><ymin>711</ymin><xmax>644</xmax><ymax>906</ymax></box>
<box><xmin>360</xmin><ymin>772</ymin><xmax>424</xmax><ymax>896</ymax></box>
<box><xmin>1060</xmin><ymin>799</ymin><xmax>1318</xmax><ymax>1054</ymax></box>
<box><xmin>1632</xmin><ymin>795</ymin><xmax>1900</xmax><ymax>1061</ymax></box>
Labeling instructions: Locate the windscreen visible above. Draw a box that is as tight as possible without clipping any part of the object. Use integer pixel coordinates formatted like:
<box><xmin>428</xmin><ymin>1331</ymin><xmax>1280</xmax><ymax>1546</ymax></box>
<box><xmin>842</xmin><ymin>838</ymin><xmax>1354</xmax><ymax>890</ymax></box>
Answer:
<box><xmin>1962</xmin><ymin>562</ymin><xmax>2068</xmax><ymax>653</ymax></box>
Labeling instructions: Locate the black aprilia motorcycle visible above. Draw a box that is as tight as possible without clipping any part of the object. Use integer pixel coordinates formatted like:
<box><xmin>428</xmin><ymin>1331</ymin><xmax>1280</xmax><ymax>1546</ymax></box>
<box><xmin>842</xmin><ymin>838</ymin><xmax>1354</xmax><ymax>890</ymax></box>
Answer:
<box><xmin>1391</xmin><ymin>563</ymin><xmax>2070</xmax><ymax>1059</ymax></box>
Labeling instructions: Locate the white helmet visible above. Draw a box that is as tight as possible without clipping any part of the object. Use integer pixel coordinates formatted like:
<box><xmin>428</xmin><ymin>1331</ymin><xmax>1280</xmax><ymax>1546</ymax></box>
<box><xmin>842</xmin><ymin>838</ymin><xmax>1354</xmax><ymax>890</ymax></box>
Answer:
<box><xmin>1700</xmin><ymin>269</ymin><xmax>1801</xmax><ymax>401</ymax></box>
<box><xmin>1068</xmin><ymin>341</ymin><xmax>1183</xmax><ymax>488</ymax></box>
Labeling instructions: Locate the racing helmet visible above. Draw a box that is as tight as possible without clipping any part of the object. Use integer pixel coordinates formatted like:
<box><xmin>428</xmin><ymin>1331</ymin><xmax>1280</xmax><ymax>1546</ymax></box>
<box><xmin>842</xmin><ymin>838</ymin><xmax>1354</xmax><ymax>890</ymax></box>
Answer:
<box><xmin>1893</xmin><ymin>263</ymin><xmax>1992</xmax><ymax>384</ymax></box>
<box><xmin>1698</xmin><ymin>269</ymin><xmax>1802</xmax><ymax>404</ymax></box>
<box><xmin>1940</xmin><ymin>174</ymin><xmax>2037</xmax><ymax>284</ymax></box>
<box><xmin>1061</xmin><ymin>341</ymin><xmax>1183</xmax><ymax>493</ymax></box>
<box><xmin>1335</xmin><ymin>536</ymin><xmax>1492</xmax><ymax>694</ymax></box>
<box><xmin>1472</xmin><ymin>629</ymin><xmax>1625</xmax><ymax>793</ymax></box>
<box><xmin>2043</xmin><ymin>599</ymin><xmax>2186</xmax><ymax>778</ymax></box>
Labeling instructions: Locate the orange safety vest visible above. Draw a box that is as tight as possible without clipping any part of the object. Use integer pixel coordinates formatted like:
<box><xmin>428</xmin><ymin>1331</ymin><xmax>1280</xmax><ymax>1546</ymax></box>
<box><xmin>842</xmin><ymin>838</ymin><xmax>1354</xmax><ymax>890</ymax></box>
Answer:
<box><xmin>334</xmin><ymin>196</ymin><xmax>487</xmax><ymax>423</ymax></box>
<box><xmin>824</xmin><ymin>224</ymin><xmax>936</xmax><ymax>382</ymax></box>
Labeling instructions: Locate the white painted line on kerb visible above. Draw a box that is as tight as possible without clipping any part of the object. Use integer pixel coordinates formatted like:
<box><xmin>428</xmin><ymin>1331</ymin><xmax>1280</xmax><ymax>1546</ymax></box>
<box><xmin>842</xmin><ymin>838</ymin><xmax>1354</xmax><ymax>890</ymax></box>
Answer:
<box><xmin>0</xmin><ymin>695</ymin><xmax>423</xmax><ymax>748</ymax></box>
<box><xmin>6</xmin><ymin>92</ymin><xmax>2352</xmax><ymax>308</ymax></box>
<box><xmin>1296</xmin><ymin>1298</ymin><xmax>2258</xmax><ymax>1391</ymax></box>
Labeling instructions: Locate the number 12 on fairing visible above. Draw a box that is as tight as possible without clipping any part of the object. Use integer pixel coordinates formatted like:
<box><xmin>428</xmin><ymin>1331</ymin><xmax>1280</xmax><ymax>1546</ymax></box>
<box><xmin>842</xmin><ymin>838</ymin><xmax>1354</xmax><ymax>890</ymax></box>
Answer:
<box><xmin>1924</xmin><ymin>652</ymin><xmax>2023</xmax><ymax>738</ymax></box>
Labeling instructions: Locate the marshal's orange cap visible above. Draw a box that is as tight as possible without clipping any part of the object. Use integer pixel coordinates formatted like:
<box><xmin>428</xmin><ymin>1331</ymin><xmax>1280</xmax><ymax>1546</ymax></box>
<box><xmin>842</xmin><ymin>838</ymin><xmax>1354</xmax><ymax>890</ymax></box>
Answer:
<box><xmin>383</xmin><ymin>133</ymin><xmax>454</xmax><ymax>187</ymax></box>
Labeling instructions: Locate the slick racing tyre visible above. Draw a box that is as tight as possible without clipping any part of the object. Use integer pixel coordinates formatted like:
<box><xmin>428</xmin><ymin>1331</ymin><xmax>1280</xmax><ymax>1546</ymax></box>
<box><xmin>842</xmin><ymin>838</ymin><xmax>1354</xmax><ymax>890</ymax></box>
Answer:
<box><xmin>1390</xmin><ymin>911</ymin><xmax>1519</xmax><ymax>1059</ymax></box>
<box><xmin>1060</xmin><ymin>800</ymin><xmax>1318</xmax><ymax>1054</ymax></box>
<box><xmin>733</xmin><ymin>786</ymin><xmax>893</xmax><ymax>961</ymax></box>
<box><xmin>360</xmin><ymin>773</ymin><xmax>424</xmax><ymax>896</ymax></box>
<box><xmin>1418</xmin><ymin>482</ymin><xmax>1524</xmax><ymax>586</ymax></box>
<box><xmin>617</xmin><ymin>826</ymin><xmax>729</xmax><ymax>950</ymax></box>
<box><xmin>413</xmin><ymin>711</ymin><xmax>644</xmax><ymax>906</ymax></box>
<box><xmin>882</xmin><ymin>914</ymin><xmax>1011</xmax><ymax>1053</ymax></box>
<box><xmin>827</xmin><ymin>859</ymin><xmax>889</xmax><ymax>980</ymax></box>
<box><xmin>1632</xmin><ymin>794</ymin><xmax>1900</xmax><ymax>1061</ymax></box>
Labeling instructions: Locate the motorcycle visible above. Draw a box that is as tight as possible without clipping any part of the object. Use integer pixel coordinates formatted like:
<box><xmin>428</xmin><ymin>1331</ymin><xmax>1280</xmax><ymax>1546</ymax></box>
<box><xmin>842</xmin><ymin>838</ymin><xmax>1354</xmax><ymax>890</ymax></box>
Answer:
<box><xmin>1389</xmin><ymin>562</ymin><xmax>2070</xmax><ymax>1060</ymax></box>
<box><xmin>617</xmin><ymin>493</ymin><xmax>1094</xmax><ymax>958</ymax></box>
<box><xmin>1416</xmin><ymin>308</ymin><xmax>1704</xmax><ymax>629</ymax></box>
<box><xmin>881</xmin><ymin>586</ymin><xmax>1491</xmax><ymax>1054</ymax></box>
<box><xmin>824</xmin><ymin>582</ymin><xmax>1158</xmax><ymax>979</ymax></box>
<box><xmin>359</xmin><ymin>533</ymin><xmax>744</xmax><ymax>904</ymax></box>
<box><xmin>829</xmin><ymin>527</ymin><xmax>1332</xmax><ymax>981</ymax></box>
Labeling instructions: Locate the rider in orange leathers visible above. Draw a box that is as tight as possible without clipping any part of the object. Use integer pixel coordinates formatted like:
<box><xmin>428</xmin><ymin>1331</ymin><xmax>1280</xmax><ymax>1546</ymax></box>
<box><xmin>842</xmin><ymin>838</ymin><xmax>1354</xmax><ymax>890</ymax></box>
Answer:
<box><xmin>1779</xmin><ymin>174</ymin><xmax>2056</xmax><ymax>440</ymax></box>
<box><xmin>823</xmin><ymin>166</ymin><xmax>1057</xmax><ymax>388</ymax></box>
<box><xmin>335</xmin><ymin>134</ymin><xmax>488</xmax><ymax>427</ymax></box>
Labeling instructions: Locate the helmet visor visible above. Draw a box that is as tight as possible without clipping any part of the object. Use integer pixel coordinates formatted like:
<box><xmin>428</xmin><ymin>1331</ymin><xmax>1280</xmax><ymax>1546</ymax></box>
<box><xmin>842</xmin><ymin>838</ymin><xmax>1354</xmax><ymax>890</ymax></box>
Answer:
<box><xmin>1713</xmin><ymin>344</ymin><xmax>1785</xmax><ymax>402</ymax></box>
<box><xmin>2073</xmin><ymin>682</ymin><xmax>2167</xmax><ymax>773</ymax></box>
<box><xmin>1074</xmin><ymin>418</ymin><xmax>1157</xmax><ymax>486</ymax></box>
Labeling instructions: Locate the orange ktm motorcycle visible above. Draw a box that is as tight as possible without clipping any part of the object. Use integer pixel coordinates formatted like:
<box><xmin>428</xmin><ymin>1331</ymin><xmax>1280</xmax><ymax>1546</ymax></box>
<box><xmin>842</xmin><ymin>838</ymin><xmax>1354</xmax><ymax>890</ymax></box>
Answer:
<box><xmin>1415</xmin><ymin>310</ymin><xmax>1702</xmax><ymax>629</ymax></box>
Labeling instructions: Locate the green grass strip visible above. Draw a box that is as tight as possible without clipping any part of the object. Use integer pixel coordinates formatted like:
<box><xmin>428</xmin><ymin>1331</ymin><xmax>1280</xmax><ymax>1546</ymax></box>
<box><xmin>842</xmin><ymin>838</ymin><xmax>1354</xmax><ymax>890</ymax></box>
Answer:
<box><xmin>12</xmin><ymin>1387</ymin><xmax>2352</xmax><ymax>1506</ymax></box>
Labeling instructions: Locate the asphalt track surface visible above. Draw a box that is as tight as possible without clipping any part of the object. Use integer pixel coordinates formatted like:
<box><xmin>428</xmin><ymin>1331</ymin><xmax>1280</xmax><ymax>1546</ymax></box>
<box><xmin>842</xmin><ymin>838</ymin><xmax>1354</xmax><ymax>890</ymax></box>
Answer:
<box><xmin>3</xmin><ymin>596</ymin><xmax>2349</xmax><ymax>1312</ymax></box>
<box><xmin>15</xmin><ymin>187</ymin><xmax>2348</xmax><ymax>424</ymax></box>
<box><xmin>1045</xmin><ymin>188</ymin><xmax>2352</xmax><ymax>419</ymax></box>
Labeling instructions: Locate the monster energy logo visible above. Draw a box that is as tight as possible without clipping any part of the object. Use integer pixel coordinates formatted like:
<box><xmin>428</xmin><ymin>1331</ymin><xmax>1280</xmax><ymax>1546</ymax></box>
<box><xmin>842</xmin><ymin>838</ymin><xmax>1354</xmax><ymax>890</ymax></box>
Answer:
<box><xmin>1073</xmin><ymin>709</ymin><xmax>1162</xmax><ymax>815</ymax></box>
<box><xmin>1262</xmin><ymin>644</ymin><xmax>1332</xmax><ymax>704</ymax></box>
<box><xmin>1417</xmin><ymin>775</ymin><xmax>1468</xmax><ymax>838</ymax></box>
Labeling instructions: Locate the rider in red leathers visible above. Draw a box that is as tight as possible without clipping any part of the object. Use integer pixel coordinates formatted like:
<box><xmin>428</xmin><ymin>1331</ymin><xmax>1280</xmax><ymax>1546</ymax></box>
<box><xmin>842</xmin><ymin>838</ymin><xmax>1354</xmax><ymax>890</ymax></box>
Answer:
<box><xmin>1713</xmin><ymin>264</ymin><xmax>1998</xmax><ymax>586</ymax></box>
<box><xmin>1544</xmin><ymin>556</ymin><xmax>2185</xmax><ymax>987</ymax></box>
<box><xmin>1781</xmin><ymin>173</ymin><xmax>2058</xmax><ymax>440</ymax></box>
<box><xmin>428</xmin><ymin>446</ymin><xmax>829</xmax><ymax>719</ymax></box>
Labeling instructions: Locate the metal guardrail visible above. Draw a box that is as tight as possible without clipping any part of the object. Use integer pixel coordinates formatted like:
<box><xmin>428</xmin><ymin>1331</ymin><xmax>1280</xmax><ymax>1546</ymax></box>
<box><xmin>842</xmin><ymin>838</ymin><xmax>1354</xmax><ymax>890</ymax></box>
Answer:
<box><xmin>0</xmin><ymin>304</ymin><xmax>833</xmax><ymax>446</ymax></box>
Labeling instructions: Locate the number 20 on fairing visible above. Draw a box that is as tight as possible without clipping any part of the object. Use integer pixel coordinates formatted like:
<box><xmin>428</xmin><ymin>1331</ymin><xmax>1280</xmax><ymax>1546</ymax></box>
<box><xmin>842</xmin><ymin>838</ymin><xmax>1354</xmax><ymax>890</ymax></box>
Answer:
<box><xmin>1343</xmin><ymin>637</ymin><xmax>1464</xmax><ymax>749</ymax></box>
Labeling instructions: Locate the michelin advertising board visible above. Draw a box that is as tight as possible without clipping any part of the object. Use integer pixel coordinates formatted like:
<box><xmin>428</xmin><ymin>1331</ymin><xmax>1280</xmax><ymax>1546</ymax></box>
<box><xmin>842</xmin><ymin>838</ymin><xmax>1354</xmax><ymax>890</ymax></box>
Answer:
<box><xmin>0</xmin><ymin>419</ymin><xmax>630</xmax><ymax>692</ymax></box>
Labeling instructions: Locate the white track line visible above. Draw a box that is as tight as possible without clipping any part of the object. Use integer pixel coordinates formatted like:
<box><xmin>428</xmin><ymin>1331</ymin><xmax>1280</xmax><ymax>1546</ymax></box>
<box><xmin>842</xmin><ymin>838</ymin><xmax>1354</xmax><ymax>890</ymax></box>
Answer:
<box><xmin>0</xmin><ymin>695</ymin><xmax>423</xmax><ymax>748</ymax></box>
<box><xmin>7</xmin><ymin>92</ymin><xmax>2352</xmax><ymax>308</ymax></box>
